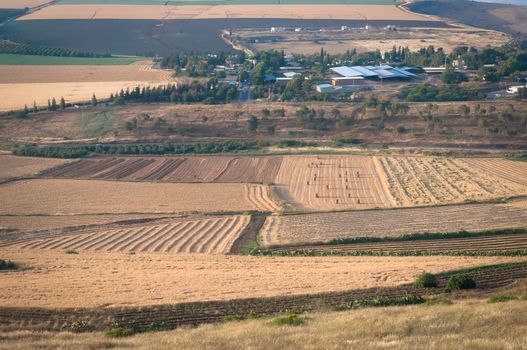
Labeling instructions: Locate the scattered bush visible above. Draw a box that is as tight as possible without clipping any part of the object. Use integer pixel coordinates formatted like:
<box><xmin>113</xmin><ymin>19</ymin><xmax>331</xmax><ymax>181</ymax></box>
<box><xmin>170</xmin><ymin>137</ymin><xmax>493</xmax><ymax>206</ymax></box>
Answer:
<box><xmin>423</xmin><ymin>297</ymin><xmax>453</xmax><ymax>306</ymax></box>
<box><xmin>146</xmin><ymin>321</ymin><xmax>169</xmax><ymax>332</ymax></box>
<box><xmin>522</xmin><ymin>293</ymin><xmax>527</xmax><ymax>301</ymax></box>
<box><xmin>105</xmin><ymin>322</ymin><xmax>136</xmax><ymax>338</ymax></box>
<box><xmin>414</xmin><ymin>272</ymin><xmax>438</xmax><ymax>288</ymax></box>
<box><xmin>336</xmin><ymin>294</ymin><xmax>424</xmax><ymax>310</ymax></box>
<box><xmin>267</xmin><ymin>312</ymin><xmax>305</xmax><ymax>327</ymax></box>
<box><xmin>487</xmin><ymin>293</ymin><xmax>517</xmax><ymax>303</ymax></box>
<box><xmin>445</xmin><ymin>273</ymin><xmax>476</xmax><ymax>292</ymax></box>
<box><xmin>65</xmin><ymin>249</ymin><xmax>78</xmax><ymax>254</ymax></box>
<box><xmin>62</xmin><ymin>320</ymin><xmax>89</xmax><ymax>333</ymax></box>
<box><xmin>0</xmin><ymin>259</ymin><xmax>17</xmax><ymax>270</ymax></box>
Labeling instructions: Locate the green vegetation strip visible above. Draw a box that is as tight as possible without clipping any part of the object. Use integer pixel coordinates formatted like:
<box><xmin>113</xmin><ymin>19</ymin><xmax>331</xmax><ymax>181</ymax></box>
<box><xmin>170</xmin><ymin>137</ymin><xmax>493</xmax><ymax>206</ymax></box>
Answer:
<box><xmin>0</xmin><ymin>53</ymin><xmax>142</xmax><ymax>65</ymax></box>
<box><xmin>256</xmin><ymin>249</ymin><xmax>527</xmax><ymax>257</ymax></box>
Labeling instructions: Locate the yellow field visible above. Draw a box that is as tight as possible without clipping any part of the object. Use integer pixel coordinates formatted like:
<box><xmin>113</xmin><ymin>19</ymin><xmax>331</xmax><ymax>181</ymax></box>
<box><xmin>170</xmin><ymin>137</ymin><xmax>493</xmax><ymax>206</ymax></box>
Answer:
<box><xmin>19</xmin><ymin>4</ymin><xmax>433</xmax><ymax>21</ymax></box>
<box><xmin>275</xmin><ymin>155</ymin><xmax>392</xmax><ymax>211</ymax></box>
<box><xmin>0</xmin><ymin>179</ymin><xmax>278</xmax><ymax>215</ymax></box>
<box><xmin>374</xmin><ymin>156</ymin><xmax>527</xmax><ymax>207</ymax></box>
<box><xmin>0</xmin><ymin>154</ymin><xmax>68</xmax><ymax>180</ymax></box>
<box><xmin>0</xmin><ymin>0</ymin><xmax>50</xmax><ymax>8</ymax></box>
<box><xmin>0</xmin><ymin>248</ymin><xmax>518</xmax><ymax>308</ymax></box>
<box><xmin>2</xmin><ymin>215</ymin><xmax>250</xmax><ymax>254</ymax></box>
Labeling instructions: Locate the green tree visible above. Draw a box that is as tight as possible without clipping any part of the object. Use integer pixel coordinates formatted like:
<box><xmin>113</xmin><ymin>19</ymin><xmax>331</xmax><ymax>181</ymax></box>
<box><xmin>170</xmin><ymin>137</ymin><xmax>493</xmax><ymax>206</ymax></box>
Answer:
<box><xmin>60</xmin><ymin>97</ymin><xmax>66</xmax><ymax>110</ymax></box>
<box><xmin>247</xmin><ymin>116</ymin><xmax>259</xmax><ymax>132</ymax></box>
<box><xmin>50</xmin><ymin>98</ymin><xmax>58</xmax><ymax>111</ymax></box>
<box><xmin>91</xmin><ymin>93</ymin><xmax>98</xmax><ymax>107</ymax></box>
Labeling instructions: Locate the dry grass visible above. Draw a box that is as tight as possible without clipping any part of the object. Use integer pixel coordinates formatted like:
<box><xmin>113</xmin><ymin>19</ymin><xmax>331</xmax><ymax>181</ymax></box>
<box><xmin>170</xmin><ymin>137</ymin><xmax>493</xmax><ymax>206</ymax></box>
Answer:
<box><xmin>1</xmin><ymin>298</ymin><xmax>526</xmax><ymax>349</ymax></box>
<box><xmin>0</xmin><ymin>154</ymin><xmax>68</xmax><ymax>180</ymax></box>
<box><xmin>0</xmin><ymin>248</ymin><xmax>520</xmax><ymax>308</ymax></box>
<box><xmin>20</xmin><ymin>4</ymin><xmax>432</xmax><ymax>21</ymax></box>
<box><xmin>0</xmin><ymin>179</ymin><xmax>275</xmax><ymax>215</ymax></box>
<box><xmin>275</xmin><ymin>155</ymin><xmax>392</xmax><ymax>211</ymax></box>
<box><xmin>2</xmin><ymin>215</ymin><xmax>251</xmax><ymax>254</ymax></box>
<box><xmin>261</xmin><ymin>199</ymin><xmax>527</xmax><ymax>246</ymax></box>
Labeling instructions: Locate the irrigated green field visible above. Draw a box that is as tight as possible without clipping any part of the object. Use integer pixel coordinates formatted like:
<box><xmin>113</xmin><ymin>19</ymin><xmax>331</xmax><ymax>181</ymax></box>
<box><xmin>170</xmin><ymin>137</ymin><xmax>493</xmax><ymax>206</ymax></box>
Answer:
<box><xmin>0</xmin><ymin>53</ymin><xmax>143</xmax><ymax>65</ymax></box>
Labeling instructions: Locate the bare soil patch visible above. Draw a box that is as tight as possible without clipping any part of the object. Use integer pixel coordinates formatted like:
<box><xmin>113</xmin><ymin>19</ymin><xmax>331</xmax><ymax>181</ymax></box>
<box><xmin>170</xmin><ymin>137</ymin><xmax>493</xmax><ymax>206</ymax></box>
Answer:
<box><xmin>0</xmin><ymin>249</ymin><xmax>519</xmax><ymax>308</ymax></box>
<box><xmin>0</xmin><ymin>154</ymin><xmax>68</xmax><ymax>180</ymax></box>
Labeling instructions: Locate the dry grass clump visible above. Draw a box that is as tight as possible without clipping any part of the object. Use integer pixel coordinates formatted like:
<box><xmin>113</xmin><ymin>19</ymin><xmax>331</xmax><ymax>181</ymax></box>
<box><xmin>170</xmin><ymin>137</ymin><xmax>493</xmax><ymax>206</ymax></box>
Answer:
<box><xmin>1</xmin><ymin>300</ymin><xmax>526</xmax><ymax>349</ymax></box>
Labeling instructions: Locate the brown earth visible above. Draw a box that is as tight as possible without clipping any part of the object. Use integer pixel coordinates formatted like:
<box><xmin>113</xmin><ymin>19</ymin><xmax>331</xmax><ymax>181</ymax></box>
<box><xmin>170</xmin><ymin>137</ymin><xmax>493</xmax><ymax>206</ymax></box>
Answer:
<box><xmin>0</xmin><ymin>179</ymin><xmax>278</xmax><ymax>215</ymax></box>
<box><xmin>260</xmin><ymin>199</ymin><xmax>527</xmax><ymax>246</ymax></box>
<box><xmin>20</xmin><ymin>4</ymin><xmax>432</xmax><ymax>21</ymax></box>
<box><xmin>0</xmin><ymin>248</ymin><xmax>520</xmax><ymax>308</ymax></box>
<box><xmin>0</xmin><ymin>154</ymin><xmax>68</xmax><ymax>180</ymax></box>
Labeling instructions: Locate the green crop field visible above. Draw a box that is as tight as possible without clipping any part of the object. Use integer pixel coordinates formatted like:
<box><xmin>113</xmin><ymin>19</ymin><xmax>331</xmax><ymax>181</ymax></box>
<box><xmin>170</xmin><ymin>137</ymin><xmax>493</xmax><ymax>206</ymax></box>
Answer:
<box><xmin>55</xmin><ymin>0</ymin><xmax>398</xmax><ymax>5</ymax></box>
<box><xmin>0</xmin><ymin>54</ymin><xmax>144</xmax><ymax>65</ymax></box>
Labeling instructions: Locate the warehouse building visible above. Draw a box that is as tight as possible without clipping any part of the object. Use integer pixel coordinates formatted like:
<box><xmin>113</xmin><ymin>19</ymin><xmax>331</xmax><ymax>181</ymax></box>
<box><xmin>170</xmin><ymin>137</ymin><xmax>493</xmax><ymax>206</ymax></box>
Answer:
<box><xmin>330</xmin><ymin>65</ymin><xmax>417</xmax><ymax>81</ymax></box>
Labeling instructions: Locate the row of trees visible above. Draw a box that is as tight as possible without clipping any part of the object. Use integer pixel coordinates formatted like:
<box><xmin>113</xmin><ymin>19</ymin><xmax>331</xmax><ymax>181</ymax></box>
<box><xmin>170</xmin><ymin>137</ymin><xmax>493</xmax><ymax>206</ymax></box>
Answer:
<box><xmin>160</xmin><ymin>51</ymin><xmax>246</xmax><ymax>77</ymax></box>
<box><xmin>0</xmin><ymin>40</ymin><xmax>111</xmax><ymax>58</ymax></box>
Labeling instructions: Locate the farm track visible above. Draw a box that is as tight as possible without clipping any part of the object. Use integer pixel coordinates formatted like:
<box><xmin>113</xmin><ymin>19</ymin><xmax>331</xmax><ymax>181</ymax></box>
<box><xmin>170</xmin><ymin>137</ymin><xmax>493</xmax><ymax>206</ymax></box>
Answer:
<box><xmin>264</xmin><ymin>233</ymin><xmax>527</xmax><ymax>255</ymax></box>
<box><xmin>1</xmin><ymin>262</ymin><xmax>525</xmax><ymax>332</ymax></box>
<box><xmin>0</xmin><ymin>215</ymin><xmax>251</xmax><ymax>254</ymax></box>
<box><xmin>260</xmin><ymin>199</ymin><xmax>527</xmax><ymax>246</ymax></box>
<box><xmin>374</xmin><ymin>156</ymin><xmax>527</xmax><ymax>207</ymax></box>
<box><xmin>44</xmin><ymin>156</ymin><xmax>282</xmax><ymax>183</ymax></box>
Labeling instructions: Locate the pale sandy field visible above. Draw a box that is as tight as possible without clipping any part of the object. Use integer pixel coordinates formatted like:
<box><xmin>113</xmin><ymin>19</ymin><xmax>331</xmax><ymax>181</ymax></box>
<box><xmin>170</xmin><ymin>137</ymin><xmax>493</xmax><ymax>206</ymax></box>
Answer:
<box><xmin>0</xmin><ymin>154</ymin><xmax>68</xmax><ymax>180</ymax></box>
<box><xmin>19</xmin><ymin>4</ymin><xmax>433</xmax><ymax>21</ymax></box>
<box><xmin>0</xmin><ymin>62</ymin><xmax>175</xmax><ymax>112</ymax></box>
<box><xmin>0</xmin><ymin>0</ymin><xmax>50</xmax><ymax>8</ymax></box>
<box><xmin>0</xmin><ymin>249</ymin><xmax>520</xmax><ymax>308</ymax></box>
<box><xmin>0</xmin><ymin>179</ymin><xmax>277</xmax><ymax>215</ymax></box>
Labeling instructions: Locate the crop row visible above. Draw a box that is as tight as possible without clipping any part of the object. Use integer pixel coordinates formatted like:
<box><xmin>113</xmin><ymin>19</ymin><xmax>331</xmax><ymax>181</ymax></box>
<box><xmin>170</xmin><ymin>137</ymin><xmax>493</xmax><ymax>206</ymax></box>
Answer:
<box><xmin>0</xmin><ymin>40</ymin><xmax>110</xmax><ymax>58</ymax></box>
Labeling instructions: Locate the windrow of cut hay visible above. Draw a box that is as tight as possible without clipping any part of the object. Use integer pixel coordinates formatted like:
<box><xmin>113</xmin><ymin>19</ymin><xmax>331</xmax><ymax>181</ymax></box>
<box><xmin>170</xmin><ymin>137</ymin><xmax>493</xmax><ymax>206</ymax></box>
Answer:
<box><xmin>0</xmin><ymin>179</ymin><xmax>278</xmax><ymax>215</ymax></box>
<box><xmin>46</xmin><ymin>156</ymin><xmax>282</xmax><ymax>184</ymax></box>
<box><xmin>374</xmin><ymin>156</ymin><xmax>527</xmax><ymax>207</ymax></box>
<box><xmin>1</xmin><ymin>215</ymin><xmax>251</xmax><ymax>254</ymax></box>
<box><xmin>260</xmin><ymin>200</ymin><xmax>527</xmax><ymax>246</ymax></box>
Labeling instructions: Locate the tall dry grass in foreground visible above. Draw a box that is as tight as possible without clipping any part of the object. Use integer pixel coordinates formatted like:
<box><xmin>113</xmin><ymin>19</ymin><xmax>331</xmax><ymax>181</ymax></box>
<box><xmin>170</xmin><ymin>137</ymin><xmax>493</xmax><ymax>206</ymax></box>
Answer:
<box><xmin>1</xmin><ymin>299</ymin><xmax>526</xmax><ymax>350</ymax></box>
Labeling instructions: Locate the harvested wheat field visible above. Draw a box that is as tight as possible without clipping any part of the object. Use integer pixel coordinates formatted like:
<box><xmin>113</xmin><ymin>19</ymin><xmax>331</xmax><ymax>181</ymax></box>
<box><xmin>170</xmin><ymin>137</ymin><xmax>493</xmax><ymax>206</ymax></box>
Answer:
<box><xmin>0</xmin><ymin>0</ymin><xmax>50</xmax><ymax>8</ymax></box>
<box><xmin>1</xmin><ymin>215</ymin><xmax>250</xmax><ymax>254</ymax></box>
<box><xmin>46</xmin><ymin>156</ymin><xmax>282</xmax><ymax>183</ymax></box>
<box><xmin>0</xmin><ymin>154</ymin><xmax>68</xmax><ymax>180</ymax></box>
<box><xmin>0</xmin><ymin>81</ymin><xmax>164</xmax><ymax>112</ymax></box>
<box><xmin>260</xmin><ymin>199</ymin><xmax>527</xmax><ymax>246</ymax></box>
<box><xmin>0</xmin><ymin>213</ymin><xmax>174</xmax><ymax>232</ymax></box>
<box><xmin>0</xmin><ymin>63</ymin><xmax>174</xmax><ymax>84</ymax></box>
<box><xmin>0</xmin><ymin>179</ymin><xmax>278</xmax><ymax>215</ymax></box>
<box><xmin>0</xmin><ymin>249</ymin><xmax>520</xmax><ymax>308</ymax></box>
<box><xmin>374</xmin><ymin>156</ymin><xmax>527</xmax><ymax>207</ymax></box>
<box><xmin>20</xmin><ymin>4</ymin><xmax>432</xmax><ymax>21</ymax></box>
<box><xmin>458</xmin><ymin>158</ymin><xmax>527</xmax><ymax>187</ymax></box>
<box><xmin>275</xmin><ymin>155</ymin><xmax>392</xmax><ymax>211</ymax></box>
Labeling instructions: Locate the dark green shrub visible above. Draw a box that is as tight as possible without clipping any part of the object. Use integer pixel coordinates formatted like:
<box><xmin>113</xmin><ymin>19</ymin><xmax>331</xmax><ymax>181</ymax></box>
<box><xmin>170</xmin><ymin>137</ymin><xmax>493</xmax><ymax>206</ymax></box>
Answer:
<box><xmin>445</xmin><ymin>273</ymin><xmax>476</xmax><ymax>291</ymax></box>
<box><xmin>414</xmin><ymin>272</ymin><xmax>438</xmax><ymax>288</ymax></box>
<box><xmin>105</xmin><ymin>322</ymin><xmax>136</xmax><ymax>338</ymax></box>
<box><xmin>267</xmin><ymin>312</ymin><xmax>305</xmax><ymax>327</ymax></box>
<box><xmin>487</xmin><ymin>293</ymin><xmax>517</xmax><ymax>303</ymax></box>
<box><xmin>0</xmin><ymin>259</ymin><xmax>17</xmax><ymax>270</ymax></box>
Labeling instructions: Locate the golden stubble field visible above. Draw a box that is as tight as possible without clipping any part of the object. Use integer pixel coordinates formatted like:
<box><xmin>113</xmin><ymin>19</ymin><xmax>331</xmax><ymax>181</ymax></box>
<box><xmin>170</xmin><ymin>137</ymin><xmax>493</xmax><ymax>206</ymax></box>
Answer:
<box><xmin>19</xmin><ymin>4</ymin><xmax>432</xmax><ymax>21</ymax></box>
<box><xmin>0</xmin><ymin>179</ymin><xmax>278</xmax><ymax>215</ymax></box>
<box><xmin>0</xmin><ymin>62</ymin><xmax>176</xmax><ymax>112</ymax></box>
<box><xmin>0</xmin><ymin>249</ymin><xmax>521</xmax><ymax>308</ymax></box>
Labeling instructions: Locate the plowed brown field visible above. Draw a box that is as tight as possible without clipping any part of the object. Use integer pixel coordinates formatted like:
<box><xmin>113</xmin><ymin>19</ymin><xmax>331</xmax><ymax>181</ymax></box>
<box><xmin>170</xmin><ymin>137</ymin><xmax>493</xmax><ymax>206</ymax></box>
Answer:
<box><xmin>260</xmin><ymin>200</ymin><xmax>527</xmax><ymax>246</ymax></box>
<box><xmin>275</xmin><ymin>155</ymin><xmax>392</xmax><ymax>211</ymax></box>
<box><xmin>374</xmin><ymin>156</ymin><xmax>527</xmax><ymax>207</ymax></box>
<box><xmin>0</xmin><ymin>179</ymin><xmax>278</xmax><ymax>215</ymax></box>
<box><xmin>0</xmin><ymin>249</ymin><xmax>519</xmax><ymax>308</ymax></box>
<box><xmin>46</xmin><ymin>156</ymin><xmax>282</xmax><ymax>184</ymax></box>
<box><xmin>1</xmin><ymin>215</ymin><xmax>250</xmax><ymax>254</ymax></box>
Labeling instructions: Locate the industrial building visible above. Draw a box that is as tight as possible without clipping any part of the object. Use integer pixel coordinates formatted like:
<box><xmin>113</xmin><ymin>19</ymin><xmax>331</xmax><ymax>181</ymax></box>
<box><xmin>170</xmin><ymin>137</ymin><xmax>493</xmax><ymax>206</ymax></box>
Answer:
<box><xmin>330</xmin><ymin>65</ymin><xmax>417</xmax><ymax>81</ymax></box>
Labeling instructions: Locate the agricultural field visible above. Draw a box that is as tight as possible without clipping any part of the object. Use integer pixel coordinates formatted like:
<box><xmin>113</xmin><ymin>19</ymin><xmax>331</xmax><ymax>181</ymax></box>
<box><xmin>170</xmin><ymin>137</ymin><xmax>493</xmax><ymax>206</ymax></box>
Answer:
<box><xmin>0</xmin><ymin>61</ymin><xmax>174</xmax><ymax>111</ymax></box>
<box><xmin>0</xmin><ymin>54</ymin><xmax>144</xmax><ymax>65</ymax></box>
<box><xmin>1</xmin><ymin>215</ymin><xmax>251</xmax><ymax>254</ymax></box>
<box><xmin>459</xmin><ymin>158</ymin><xmax>527</xmax><ymax>187</ymax></box>
<box><xmin>260</xmin><ymin>199</ymin><xmax>527</xmax><ymax>246</ymax></box>
<box><xmin>0</xmin><ymin>154</ymin><xmax>69</xmax><ymax>180</ymax></box>
<box><xmin>0</xmin><ymin>249</ymin><xmax>519</xmax><ymax>308</ymax></box>
<box><xmin>0</xmin><ymin>179</ymin><xmax>278</xmax><ymax>215</ymax></box>
<box><xmin>46</xmin><ymin>156</ymin><xmax>282</xmax><ymax>183</ymax></box>
<box><xmin>275</xmin><ymin>155</ymin><xmax>392</xmax><ymax>211</ymax></box>
<box><xmin>374</xmin><ymin>156</ymin><xmax>527</xmax><ymax>207</ymax></box>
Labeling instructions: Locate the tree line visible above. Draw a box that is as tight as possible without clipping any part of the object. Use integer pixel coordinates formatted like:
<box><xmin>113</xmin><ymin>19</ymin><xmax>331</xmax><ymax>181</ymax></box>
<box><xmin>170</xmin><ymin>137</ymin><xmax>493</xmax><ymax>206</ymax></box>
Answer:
<box><xmin>0</xmin><ymin>40</ymin><xmax>111</xmax><ymax>58</ymax></box>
